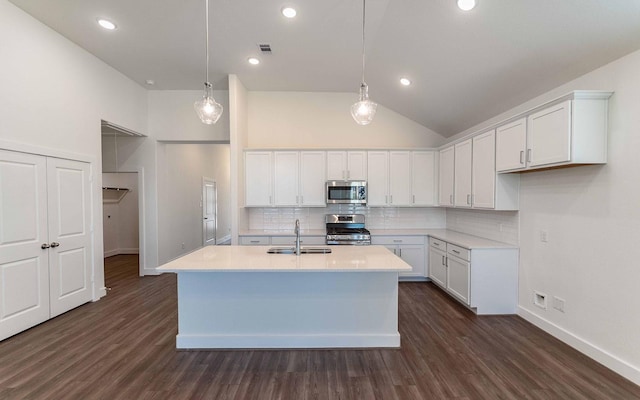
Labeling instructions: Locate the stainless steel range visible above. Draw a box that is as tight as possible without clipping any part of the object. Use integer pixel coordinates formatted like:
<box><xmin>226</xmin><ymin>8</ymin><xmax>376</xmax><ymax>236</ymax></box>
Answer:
<box><xmin>325</xmin><ymin>214</ymin><xmax>371</xmax><ymax>245</ymax></box>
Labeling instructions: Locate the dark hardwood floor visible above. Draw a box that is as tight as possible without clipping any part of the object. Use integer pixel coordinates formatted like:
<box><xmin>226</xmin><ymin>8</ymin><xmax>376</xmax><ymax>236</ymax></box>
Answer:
<box><xmin>1</xmin><ymin>254</ymin><xmax>638</xmax><ymax>399</ymax></box>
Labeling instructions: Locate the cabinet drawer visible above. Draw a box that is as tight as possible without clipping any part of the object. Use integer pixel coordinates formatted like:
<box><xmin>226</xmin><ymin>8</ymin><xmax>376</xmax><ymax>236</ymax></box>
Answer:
<box><xmin>447</xmin><ymin>243</ymin><xmax>470</xmax><ymax>261</ymax></box>
<box><xmin>240</xmin><ymin>236</ymin><xmax>270</xmax><ymax>245</ymax></box>
<box><xmin>429</xmin><ymin>237</ymin><xmax>446</xmax><ymax>250</ymax></box>
<box><xmin>271</xmin><ymin>236</ymin><xmax>326</xmax><ymax>245</ymax></box>
<box><xmin>372</xmin><ymin>236</ymin><xmax>424</xmax><ymax>245</ymax></box>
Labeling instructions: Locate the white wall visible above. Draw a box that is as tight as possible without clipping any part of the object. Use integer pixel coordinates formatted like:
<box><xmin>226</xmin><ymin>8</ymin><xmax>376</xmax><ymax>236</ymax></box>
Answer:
<box><xmin>229</xmin><ymin>75</ymin><xmax>250</xmax><ymax>243</ymax></box>
<box><xmin>247</xmin><ymin>92</ymin><xmax>446</xmax><ymax>149</ymax></box>
<box><xmin>446</xmin><ymin>209</ymin><xmax>519</xmax><ymax>245</ymax></box>
<box><xmin>0</xmin><ymin>0</ymin><xmax>148</xmax><ymax>298</ymax></box>
<box><xmin>157</xmin><ymin>143</ymin><xmax>230</xmax><ymax>264</ymax></box>
<box><xmin>102</xmin><ymin>173</ymin><xmax>139</xmax><ymax>257</ymax></box>
<box><xmin>446</xmin><ymin>49</ymin><xmax>640</xmax><ymax>384</ymax></box>
<box><xmin>148</xmin><ymin>90</ymin><xmax>230</xmax><ymax>142</ymax></box>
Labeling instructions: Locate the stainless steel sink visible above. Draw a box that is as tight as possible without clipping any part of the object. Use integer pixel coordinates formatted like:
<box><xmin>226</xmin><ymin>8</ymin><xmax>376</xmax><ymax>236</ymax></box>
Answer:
<box><xmin>267</xmin><ymin>247</ymin><xmax>332</xmax><ymax>254</ymax></box>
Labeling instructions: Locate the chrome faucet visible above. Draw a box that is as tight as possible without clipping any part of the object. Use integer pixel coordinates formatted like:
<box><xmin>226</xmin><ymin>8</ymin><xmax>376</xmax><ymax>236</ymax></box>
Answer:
<box><xmin>294</xmin><ymin>219</ymin><xmax>301</xmax><ymax>256</ymax></box>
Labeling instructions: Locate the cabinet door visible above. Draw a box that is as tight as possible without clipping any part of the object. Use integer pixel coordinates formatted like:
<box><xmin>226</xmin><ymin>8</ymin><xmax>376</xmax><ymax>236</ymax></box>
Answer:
<box><xmin>472</xmin><ymin>130</ymin><xmax>496</xmax><ymax>209</ymax></box>
<box><xmin>412</xmin><ymin>151</ymin><xmax>435</xmax><ymax>206</ymax></box>
<box><xmin>0</xmin><ymin>150</ymin><xmax>50</xmax><ymax>341</ymax></box>
<box><xmin>367</xmin><ymin>151</ymin><xmax>389</xmax><ymax>206</ymax></box>
<box><xmin>46</xmin><ymin>158</ymin><xmax>93</xmax><ymax>317</ymax></box>
<box><xmin>454</xmin><ymin>139</ymin><xmax>472</xmax><ymax>208</ymax></box>
<box><xmin>398</xmin><ymin>245</ymin><xmax>425</xmax><ymax>277</ymax></box>
<box><xmin>389</xmin><ymin>151</ymin><xmax>412</xmax><ymax>206</ymax></box>
<box><xmin>438</xmin><ymin>146</ymin><xmax>455</xmax><ymax>206</ymax></box>
<box><xmin>496</xmin><ymin>118</ymin><xmax>527</xmax><ymax>172</ymax></box>
<box><xmin>299</xmin><ymin>151</ymin><xmax>326</xmax><ymax>206</ymax></box>
<box><xmin>326</xmin><ymin>151</ymin><xmax>347</xmax><ymax>180</ymax></box>
<box><xmin>245</xmin><ymin>152</ymin><xmax>272</xmax><ymax>206</ymax></box>
<box><xmin>447</xmin><ymin>256</ymin><xmax>470</xmax><ymax>305</ymax></box>
<box><xmin>273</xmin><ymin>152</ymin><xmax>299</xmax><ymax>206</ymax></box>
<box><xmin>346</xmin><ymin>151</ymin><xmax>367</xmax><ymax>180</ymax></box>
<box><xmin>428</xmin><ymin>248</ymin><xmax>447</xmax><ymax>288</ymax></box>
<box><xmin>527</xmin><ymin>100</ymin><xmax>572</xmax><ymax>167</ymax></box>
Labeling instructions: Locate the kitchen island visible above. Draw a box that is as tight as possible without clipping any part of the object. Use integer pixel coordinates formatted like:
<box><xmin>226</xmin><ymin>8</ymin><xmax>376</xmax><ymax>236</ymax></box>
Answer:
<box><xmin>157</xmin><ymin>245</ymin><xmax>411</xmax><ymax>349</ymax></box>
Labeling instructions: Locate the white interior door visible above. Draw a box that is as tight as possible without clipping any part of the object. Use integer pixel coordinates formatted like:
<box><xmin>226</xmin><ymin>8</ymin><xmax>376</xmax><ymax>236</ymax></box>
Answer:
<box><xmin>0</xmin><ymin>150</ymin><xmax>50</xmax><ymax>340</ymax></box>
<box><xmin>202</xmin><ymin>178</ymin><xmax>217</xmax><ymax>246</ymax></box>
<box><xmin>46</xmin><ymin>158</ymin><xmax>92</xmax><ymax>318</ymax></box>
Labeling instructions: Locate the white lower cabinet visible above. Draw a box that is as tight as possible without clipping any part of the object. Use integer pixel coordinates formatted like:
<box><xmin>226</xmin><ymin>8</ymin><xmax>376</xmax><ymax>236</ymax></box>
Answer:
<box><xmin>428</xmin><ymin>236</ymin><xmax>518</xmax><ymax>314</ymax></box>
<box><xmin>372</xmin><ymin>236</ymin><xmax>426</xmax><ymax>280</ymax></box>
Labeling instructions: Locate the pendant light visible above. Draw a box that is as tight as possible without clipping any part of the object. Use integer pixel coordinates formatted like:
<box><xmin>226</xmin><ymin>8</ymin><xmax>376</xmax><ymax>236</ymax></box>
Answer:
<box><xmin>194</xmin><ymin>0</ymin><xmax>223</xmax><ymax>124</ymax></box>
<box><xmin>350</xmin><ymin>0</ymin><xmax>377</xmax><ymax>125</ymax></box>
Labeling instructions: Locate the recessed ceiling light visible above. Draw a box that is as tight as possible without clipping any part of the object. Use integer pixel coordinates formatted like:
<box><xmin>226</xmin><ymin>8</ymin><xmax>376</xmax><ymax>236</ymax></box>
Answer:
<box><xmin>400</xmin><ymin>78</ymin><xmax>411</xmax><ymax>86</ymax></box>
<box><xmin>97</xmin><ymin>18</ymin><xmax>117</xmax><ymax>30</ymax></box>
<box><xmin>145</xmin><ymin>79</ymin><xmax>155</xmax><ymax>86</ymax></box>
<box><xmin>281</xmin><ymin>7</ymin><xmax>297</xmax><ymax>18</ymax></box>
<box><xmin>457</xmin><ymin>0</ymin><xmax>477</xmax><ymax>11</ymax></box>
<box><xmin>248</xmin><ymin>57</ymin><xmax>260</xmax><ymax>65</ymax></box>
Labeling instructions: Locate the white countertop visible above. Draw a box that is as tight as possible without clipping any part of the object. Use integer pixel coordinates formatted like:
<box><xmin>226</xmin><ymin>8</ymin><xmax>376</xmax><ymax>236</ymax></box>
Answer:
<box><xmin>158</xmin><ymin>245</ymin><xmax>413</xmax><ymax>273</ymax></box>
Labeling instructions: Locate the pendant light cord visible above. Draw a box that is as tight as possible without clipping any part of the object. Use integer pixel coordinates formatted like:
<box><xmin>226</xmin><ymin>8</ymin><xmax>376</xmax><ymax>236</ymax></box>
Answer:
<box><xmin>361</xmin><ymin>0</ymin><xmax>366</xmax><ymax>85</ymax></box>
<box><xmin>205</xmin><ymin>0</ymin><xmax>210</xmax><ymax>84</ymax></box>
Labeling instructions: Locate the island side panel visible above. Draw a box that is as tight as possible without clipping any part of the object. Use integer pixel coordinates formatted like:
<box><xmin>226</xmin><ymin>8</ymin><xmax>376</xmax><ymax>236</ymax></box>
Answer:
<box><xmin>175</xmin><ymin>271</ymin><xmax>401</xmax><ymax>349</ymax></box>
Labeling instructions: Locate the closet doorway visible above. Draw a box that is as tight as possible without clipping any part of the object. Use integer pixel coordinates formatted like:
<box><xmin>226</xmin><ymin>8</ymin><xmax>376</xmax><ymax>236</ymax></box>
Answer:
<box><xmin>101</xmin><ymin>121</ymin><xmax>146</xmax><ymax>276</ymax></box>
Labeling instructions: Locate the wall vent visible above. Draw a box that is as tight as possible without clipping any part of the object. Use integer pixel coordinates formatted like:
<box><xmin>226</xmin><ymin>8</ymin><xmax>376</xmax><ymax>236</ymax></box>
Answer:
<box><xmin>258</xmin><ymin>44</ymin><xmax>272</xmax><ymax>53</ymax></box>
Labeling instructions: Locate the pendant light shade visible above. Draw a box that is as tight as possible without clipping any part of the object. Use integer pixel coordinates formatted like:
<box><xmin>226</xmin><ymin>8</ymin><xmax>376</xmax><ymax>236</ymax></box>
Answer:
<box><xmin>350</xmin><ymin>83</ymin><xmax>377</xmax><ymax>125</ymax></box>
<box><xmin>351</xmin><ymin>0</ymin><xmax>377</xmax><ymax>125</ymax></box>
<box><xmin>194</xmin><ymin>82</ymin><xmax>223</xmax><ymax>124</ymax></box>
<box><xmin>194</xmin><ymin>0</ymin><xmax>223</xmax><ymax>124</ymax></box>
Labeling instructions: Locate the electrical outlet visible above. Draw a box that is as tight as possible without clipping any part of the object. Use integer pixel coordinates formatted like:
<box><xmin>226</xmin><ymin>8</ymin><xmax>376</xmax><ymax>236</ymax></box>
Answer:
<box><xmin>540</xmin><ymin>230</ymin><xmax>548</xmax><ymax>242</ymax></box>
<box><xmin>553</xmin><ymin>296</ymin><xmax>565</xmax><ymax>313</ymax></box>
<box><xmin>534</xmin><ymin>291</ymin><xmax>547</xmax><ymax>309</ymax></box>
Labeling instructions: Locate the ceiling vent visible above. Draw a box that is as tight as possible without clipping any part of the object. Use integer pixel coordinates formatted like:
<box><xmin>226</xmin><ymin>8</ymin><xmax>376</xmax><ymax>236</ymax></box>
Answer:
<box><xmin>258</xmin><ymin>44</ymin><xmax>272</xmax><ymax>53</ymax></box>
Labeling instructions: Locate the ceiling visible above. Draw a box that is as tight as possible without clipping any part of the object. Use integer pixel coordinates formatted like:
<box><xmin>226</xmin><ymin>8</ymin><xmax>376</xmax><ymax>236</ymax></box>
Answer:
<box><xmin>10</xmin><ymin>0</ymin><xmax>640</xmax><ymax>136</ymax></box>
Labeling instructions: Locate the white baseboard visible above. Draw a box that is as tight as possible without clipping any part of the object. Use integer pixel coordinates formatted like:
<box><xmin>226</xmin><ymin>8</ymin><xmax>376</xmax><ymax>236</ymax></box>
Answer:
<box><xmin>175</xmin><ymin>333</ymin><xmax>401</xmax><ymax>349</ymax></box>
<box><xmin>518</xmin><ymin>306</ymin><xmax>640</xmax><ymax>386</ymax></box>
<box><xmin>104</xmin><ymin>248</ymin><xmax>139</xmax><ymax>258</ymax></box>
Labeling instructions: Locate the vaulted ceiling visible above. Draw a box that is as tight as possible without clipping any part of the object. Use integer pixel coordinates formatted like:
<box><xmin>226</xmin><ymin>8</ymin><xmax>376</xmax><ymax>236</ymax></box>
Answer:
<box><xmin>10</xmin><ymin>0</ymin><xmax>640</xmax><ymax>136</ymax></box>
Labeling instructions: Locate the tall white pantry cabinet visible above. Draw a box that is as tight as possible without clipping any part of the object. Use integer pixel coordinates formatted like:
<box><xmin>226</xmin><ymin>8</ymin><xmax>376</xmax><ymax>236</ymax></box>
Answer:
<box><xmin>0</xmin><ymin>150</ymin><xmax>93</xmax><ymax>341</ymax></box>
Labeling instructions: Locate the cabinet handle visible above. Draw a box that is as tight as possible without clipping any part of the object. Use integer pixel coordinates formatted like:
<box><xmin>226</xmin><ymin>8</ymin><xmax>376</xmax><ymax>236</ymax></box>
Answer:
<box><xmin>413</xmin><ymin>194</ymin><xmax>415</xmax><ymax>204</ymax></box>
<box><xmin>385</xmin><ymin>195</ymin><xmax>388</xmax><ymax>204</ymax></box>
<box><xmin>449</xmin><ymin>194</ymin><xmax>453</xmax><ymax>204</ymax></box>
<box><xmin>452</xmin><ymin>249</ymin><xmax>460</xmax><ymax>254</ymax></box>
<box><xmin>527</xmin><ymin>149</ymin><xmax>532</xmax><ymax>163</ymax></box>
<box><xmin>399</xmin><ymin>248</ymin><xmax>402</xmax><ymax>257</ymax></box>
<box><xmin>519</xmin><ymin>150</ymin><xmax>524</xmax><ymax>164</ymax></box>
<box><xmin>347</xmin><ymin>170</ymin><xmax>350</xmax><ymax>179</ymax></box>
<box><xmin>467</xmin><ymin>194</ymin><xmax>471</xmax><ymax>205</ymax></box>
<box><xmin>390</xmin><ymin>195</ymin><xmax>393</xmax><ymax>204</ymax></box>
<box><xmin>300</xmin><ymin>195</ymin><xmax>304</xmax><ymax>204</ymax></box>
<box><xmin>269</xmin><ymin>195</ymin><xmax>272</xmax><ymax>205</ymax></box>
<box><xmin>393</xmin><ymin>239</ymin><xmax>402</xmax><ymax>243</ymax></box>
<box><xmin>250</xmin><ymin>240</ymin><xmax>260</xmax><ymax>244</ymax></box>
<box><xmin>442</xmin><ymin>255</ymin><xmax>445</xmax><ymax>265</ymax></box>
<box><xmin>296</xmin><ymin>195</ymin><xmax>299</xmax><ymax>204</ymax></box>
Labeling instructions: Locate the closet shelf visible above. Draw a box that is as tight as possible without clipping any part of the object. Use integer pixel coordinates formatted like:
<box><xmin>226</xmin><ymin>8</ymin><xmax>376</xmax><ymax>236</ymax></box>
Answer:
<box><xmin>102</xmin><ymin>187</ymin><xmax>130</xmax><ymax>204</ymax></box>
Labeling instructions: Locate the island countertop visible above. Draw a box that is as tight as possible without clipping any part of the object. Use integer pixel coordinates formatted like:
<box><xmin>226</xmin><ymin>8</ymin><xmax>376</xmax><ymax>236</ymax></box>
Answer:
<box><xmin>157</xmin><ymin>245</ymin><xmax>412</xmax><ymax>273</ymax></box>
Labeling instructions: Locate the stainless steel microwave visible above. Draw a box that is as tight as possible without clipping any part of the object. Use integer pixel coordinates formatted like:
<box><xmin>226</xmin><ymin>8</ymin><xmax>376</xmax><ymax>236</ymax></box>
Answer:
<box><xmin>326</xmin><ymin>181</ymin><xmax>367</xmax><ymax>205</ymax></box>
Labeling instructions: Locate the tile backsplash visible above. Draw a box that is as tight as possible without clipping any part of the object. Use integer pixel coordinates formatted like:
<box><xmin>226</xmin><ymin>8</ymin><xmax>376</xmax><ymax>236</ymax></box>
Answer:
<box><xmin>446</xmin><ymin>208</ymin><xmax>519</xmax><ymax>245</ymax></box>
<box><xmin>248</xmin><ymin>206</ymin><xmax>446</xmax><ymax>231</ymax></box>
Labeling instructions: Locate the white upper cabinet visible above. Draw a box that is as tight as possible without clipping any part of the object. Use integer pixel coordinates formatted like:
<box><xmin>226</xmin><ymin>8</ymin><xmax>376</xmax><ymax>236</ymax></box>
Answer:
<box><xmin>326</xmin><ymin>151</ymin><xmax>367</xmax><ymax>180</ymax></box>
<box><xmin>366</xmin><ymin>151</ymin><xmax>389</xmax><ymax>206</ymax></box>
<box><xmin>496</xmin><ymin>118</ymin><xmax>527</xmax><ymax>172</ymax></box>
<box><xmin>299</xmin><ymin>151</ymin><xmax>326</xmax><ymax>206</ymax></box>
<box><xmin>273</xmin><ymin>151</ymin><xmax>300</xmax><ymax>206</ymax></box>
<box><xmin>411</xmin><ymin>151</ymin><xmax>436</xmax><ymax>206</ymax></box>
<box><xmin>454</xmin><ymin>139</ymin><xmax>473</xmax><ymax>208</ymax></box>
<box><xmin>389</xmin><ymin>151</ymin><xmax>412</xmax><ymax>206</ymax></box>
<box><xmin>472</xmin><ymin>131</ymin><xmax>497</xmax><ymax>209</ymax></box>
<box><xmin>496</xmin><ymin>91</ymin><xmax>611</xmax><ymax>173</ymax></box>
<box><xmin>438</xmin><ymin>146</ymin><xmax>455</xmax><ymax>207</ymax></box>
<box><xmin>246</xmin><ymin>150</ymin><xmax>326</xmax><ymax>207</ymax></box>
<box><xmin>245</xmin><ymin>151</ymin><xmax>273</xmax><ymax>207</ymax></box>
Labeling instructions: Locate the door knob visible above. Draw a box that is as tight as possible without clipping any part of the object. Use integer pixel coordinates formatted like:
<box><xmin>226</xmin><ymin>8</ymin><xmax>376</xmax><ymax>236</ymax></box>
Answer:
<box><xmin>50</xmin><ymin>242</ymin><xmax>60</xmax><ymax>248</ymax></box>
<box><xmin>41</xmin><ymin>243</ymin><xmax>50</xmax><ymax>249</ymax></box>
